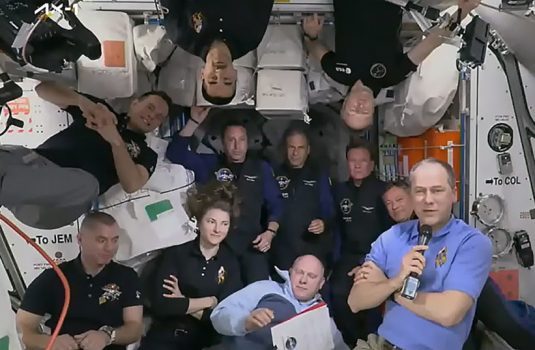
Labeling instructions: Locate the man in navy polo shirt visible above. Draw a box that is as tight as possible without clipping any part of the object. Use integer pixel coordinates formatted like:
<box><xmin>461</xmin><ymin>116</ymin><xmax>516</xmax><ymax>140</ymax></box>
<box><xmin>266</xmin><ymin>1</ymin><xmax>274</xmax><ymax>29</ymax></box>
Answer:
<box><xmin>16</xmin><ymin>212</ymin><xmax>143</xmax><ymax>350</ymax></box>
<box><xmin>0</xmin><ymin>81</ymin><xmax>171</xmax><ymax>230</ymax></box>
<box><xmin>348</xmin><ymin>158</ymin><xmax>492</xmax><ymax>350</ymax></box>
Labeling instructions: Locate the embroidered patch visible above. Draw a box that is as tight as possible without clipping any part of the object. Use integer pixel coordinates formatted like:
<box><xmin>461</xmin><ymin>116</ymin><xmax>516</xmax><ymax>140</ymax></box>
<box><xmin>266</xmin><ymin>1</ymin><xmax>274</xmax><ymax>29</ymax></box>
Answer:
<box><xmin>217</xmin><ymin>266</ymin><xmax>226</xmax><ymax>285</ymax></box>
<box><xmin>191</xmin><ymin>12</ymin><xmax>204</xmax><ymax>33</ymax></box>
<box><xmin>335</xmin><ymin>62</ymin><xmax>352</xmax><ymax>75</ymax></box>
<box><xmin>303</xmin><ymin>180</ymin><xmax>316</xmax><ymax>187</ymax></box>
<box><xmin>361</xmin><ymin>205</ymin><xmax>375</xmax><ymax>213</ymax></box>
<box><xmin>370</xmin><ymin>63</ymin><xmax>387</xmax><ymax>79</ymax></box>
<box><xmin>244</xmin><ymin>175</ymin><xmax>257</xmax><ymax>182</ymax></box>
<box><xmin>215</xmin><ymin>168</ymin><xmax>234</xmax><ymax>182</ymax></box>
<box><xmin>276</xmin><ymin>176</ymin><xmax>290</xmax><ymax>190</ymax></box>
<box><xmin>99</xmin><ymin>283</ymin><xmax>122</xmax><ymax>305</ymax></box>
<box><xmin>435</xmin><ymin>247</ymin><xmax>448</xmax><ymax>268</ymax></box>
<box><xmin>340</xmin><ymin>198</ymin><xmax>353</xmax><ymax>215</ymax></box>
<box><xmin>125</xmin><ymin>141</ymin><xmax>141</xmax><ymax>158</ymax></box>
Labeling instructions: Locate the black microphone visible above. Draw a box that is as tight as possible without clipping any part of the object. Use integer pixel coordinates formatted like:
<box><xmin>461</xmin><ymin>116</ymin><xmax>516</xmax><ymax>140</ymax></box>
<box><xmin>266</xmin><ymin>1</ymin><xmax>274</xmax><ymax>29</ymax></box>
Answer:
<box><xmin>400</xmin><ymin>224</ymin><xmax>432</xmax><ymax>300</ymax></box>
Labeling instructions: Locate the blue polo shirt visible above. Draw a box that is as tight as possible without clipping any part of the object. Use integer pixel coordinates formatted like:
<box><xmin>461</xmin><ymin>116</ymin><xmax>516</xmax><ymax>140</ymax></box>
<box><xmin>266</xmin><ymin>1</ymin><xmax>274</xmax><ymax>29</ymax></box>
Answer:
<box><xmin>366</xmin><ymin>218</ymin><xmax>492</xmax><ymax>350</ymax></box>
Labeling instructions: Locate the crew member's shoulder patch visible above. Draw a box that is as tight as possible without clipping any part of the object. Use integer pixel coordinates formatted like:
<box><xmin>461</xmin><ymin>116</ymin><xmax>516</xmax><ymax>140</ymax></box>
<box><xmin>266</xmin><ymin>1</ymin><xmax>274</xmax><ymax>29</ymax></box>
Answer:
<box><xmin>340</xmin><ymin>198</ymin><xmax>353</xmax><ymax>215</ymax></box>
<box><xmin>191</xmin><ymin>12</ymin><xmax>204</xmax><ymax>33</ymax></box>
<box><xmin>435</xmin><ymin>246</ymin><xmax>448</xmax><ymax>268</ymax></box>
<box><xmin>217</xmin><ymin>266</ymin><xmax>226</xmax><ymax>285</ymax></box>
<box><xmin>215</xmin><ymin>168</ymin><xmax>234</xmax><ymax>182</ymax></box>
<box><xmin>370</xmin><ymin>62</ymin><xmax>387</xmax><ymax>79</ymax></box>
<box><xmin>276</xmin><ymin>175</ymin><xmax>290</xmax><ymax>190</ymax></box>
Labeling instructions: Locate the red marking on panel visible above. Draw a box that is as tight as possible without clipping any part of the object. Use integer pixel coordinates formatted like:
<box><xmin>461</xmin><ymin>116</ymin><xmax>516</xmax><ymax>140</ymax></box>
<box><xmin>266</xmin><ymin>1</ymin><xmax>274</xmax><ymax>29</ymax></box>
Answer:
<box><xmin>6</xmin><ymin>97</ymin><xmax>30</xmax><ymax>115</ymax></box>
<box><xmin>2</xmin><ymin>97</ymin><xmax>33</xmax><ymax>134</ymax></box>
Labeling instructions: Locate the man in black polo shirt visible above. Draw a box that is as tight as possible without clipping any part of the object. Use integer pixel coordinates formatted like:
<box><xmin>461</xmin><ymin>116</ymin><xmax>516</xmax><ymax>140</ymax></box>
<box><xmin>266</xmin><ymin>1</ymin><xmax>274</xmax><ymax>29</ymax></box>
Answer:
<box><xmin>0</xmin><ymin>81</ymin><xmax>171</xmax><ymax>230</ymax></box>
<box><xmin>16</xmin><ymin>212</ymin><xmax>143</xmax><ymax>350</ymax></box>
<box><xmin>331</xmin><ymin>139</ymin><xmax>393</xmax><ymax>347</ymax></box>
<box><xmin>161</xmin><ymin>0</ymin><xmax>274</xmax><ymax>105</ymax></box>
<box><xmin>302</xmin><ymin>0</ymin><xmax>481</xmax><ymax>130</ymax></box>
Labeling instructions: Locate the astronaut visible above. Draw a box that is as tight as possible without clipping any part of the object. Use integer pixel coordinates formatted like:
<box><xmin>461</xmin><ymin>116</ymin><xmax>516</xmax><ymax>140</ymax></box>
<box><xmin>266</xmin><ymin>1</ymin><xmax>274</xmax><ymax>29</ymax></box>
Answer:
<box><xmin>302</xmin><ymin>0</ymin><xmax>481</xmax><ymax>130</ymax></box>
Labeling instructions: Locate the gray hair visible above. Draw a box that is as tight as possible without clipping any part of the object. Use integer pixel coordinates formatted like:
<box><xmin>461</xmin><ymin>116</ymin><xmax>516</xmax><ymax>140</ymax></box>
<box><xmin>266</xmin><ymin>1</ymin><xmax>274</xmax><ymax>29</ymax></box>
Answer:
<box><xmin>409</xmin><ymin>158</ymin><xmax>456</xmax><ymax>189</ymax></box>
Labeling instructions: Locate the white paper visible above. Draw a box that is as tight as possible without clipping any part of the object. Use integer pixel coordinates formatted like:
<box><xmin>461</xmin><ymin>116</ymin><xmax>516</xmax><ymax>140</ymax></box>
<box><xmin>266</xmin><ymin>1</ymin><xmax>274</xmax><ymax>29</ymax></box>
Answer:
<box><xmin>271</xmin><ymin>303</ymin><xmax>334</xmax><ymax>350</ymax></box>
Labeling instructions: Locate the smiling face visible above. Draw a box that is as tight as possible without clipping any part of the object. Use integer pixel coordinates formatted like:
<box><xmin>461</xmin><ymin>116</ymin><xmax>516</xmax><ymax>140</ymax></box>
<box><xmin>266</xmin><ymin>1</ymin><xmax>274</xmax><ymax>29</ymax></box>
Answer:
<box><xmin>78</xmin><ymin>222</ymin><xmax>119</xmax><ymax>267</ymax></box>
<box><xmin>127</xmin><ymin>94</ymin><xmax>169</xmax><ymax>133</ymax></box>
<box><xmin>384</xmin><ymin>186</ymin><xmax>413</xmax><ymax>223</ymax></box>
<box><xmin>198</xmin><ymin>208</ymin><xmax>231</xmax><ymax>247</ymax></box>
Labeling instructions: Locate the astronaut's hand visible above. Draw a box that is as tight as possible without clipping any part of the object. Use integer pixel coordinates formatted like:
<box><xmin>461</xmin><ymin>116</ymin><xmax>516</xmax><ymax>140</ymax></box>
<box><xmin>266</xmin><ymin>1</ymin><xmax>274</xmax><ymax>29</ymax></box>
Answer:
<box><xmin>302</xmin><ymin>14</ymin><xmax>324</xmax><ymax>39</ymax></box>
<box><xmin>458</xmin><ymin>0</ymin><xmax>481</xmax><ymax>18</ymax></box>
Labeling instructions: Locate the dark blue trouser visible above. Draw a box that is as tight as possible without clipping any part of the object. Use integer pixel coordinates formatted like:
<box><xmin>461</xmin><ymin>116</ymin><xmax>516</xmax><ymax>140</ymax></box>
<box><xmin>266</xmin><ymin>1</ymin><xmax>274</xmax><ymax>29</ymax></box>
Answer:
<box><xmin>331</xmin><ymin>254</ymin><xmax>382</xmax><ymax>347</ymax></box>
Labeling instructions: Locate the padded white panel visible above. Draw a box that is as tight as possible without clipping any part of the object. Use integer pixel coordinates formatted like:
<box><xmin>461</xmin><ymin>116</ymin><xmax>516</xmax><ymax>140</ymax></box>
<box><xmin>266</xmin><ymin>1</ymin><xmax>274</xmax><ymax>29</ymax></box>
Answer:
<box><xmin>256</xmin><ymin>70</ymin><xmax>308</xmax><ymax>115</ymax></box>
<box><xmin>234</xmin><ymin>51</ymin><xmax>257</xmax><ymax>69</ymax></box>
<box><xmin>75</xmin><ymin>10</ymin><xmax>137</xmax><ymax>98</ymax></box>
<box><xmin>257</xmin><ymin>25</ymin><xmax>305</xmax><ymax>70</ymax></box>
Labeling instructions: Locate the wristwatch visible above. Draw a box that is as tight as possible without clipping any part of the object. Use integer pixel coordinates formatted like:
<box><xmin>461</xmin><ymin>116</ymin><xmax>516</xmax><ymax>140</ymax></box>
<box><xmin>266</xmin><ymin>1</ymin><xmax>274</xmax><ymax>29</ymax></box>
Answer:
<box><xmin>303</xmin><ymin>32</ymin><xmax>318</xmax><ymax>41</ymax></box>
<box><xmin>99</xmin><ymin>326</ymin><xmax>116</xmax><ymax>345</ymax></box>
<box><xmin>267</xmin><ymin>228</ymin><xmax>277</xmax><ymax>236</ymax></box>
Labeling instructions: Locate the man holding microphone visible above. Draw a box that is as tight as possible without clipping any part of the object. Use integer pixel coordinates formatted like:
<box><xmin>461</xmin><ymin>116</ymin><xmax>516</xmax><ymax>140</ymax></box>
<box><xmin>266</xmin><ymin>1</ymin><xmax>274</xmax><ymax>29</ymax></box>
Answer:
<box><xmin>347</xmin><ymin>158</ymin><xmax>492</xmax><ymax>350</ymax></box>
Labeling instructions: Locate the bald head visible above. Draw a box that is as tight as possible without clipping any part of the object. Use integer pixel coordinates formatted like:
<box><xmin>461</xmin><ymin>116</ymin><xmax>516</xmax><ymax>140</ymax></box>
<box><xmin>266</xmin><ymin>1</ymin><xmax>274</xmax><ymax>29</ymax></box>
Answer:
<box><xmin>289</xmin><ymin>255</ymin><xmax>325</xmax><ymax>301</ymax></box>
<box><xmin>292</xmin><ymin>255</ymin><xmax>325</xmax><ymax>275</ymax></box>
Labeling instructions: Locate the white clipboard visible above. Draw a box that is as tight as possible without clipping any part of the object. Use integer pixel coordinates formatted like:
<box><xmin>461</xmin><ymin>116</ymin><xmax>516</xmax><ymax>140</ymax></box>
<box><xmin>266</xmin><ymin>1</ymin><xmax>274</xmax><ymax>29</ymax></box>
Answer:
<box><xmin>271</xmin><ymin>302</ymin><xmax>335</xmax><ymax>350</ymax></box>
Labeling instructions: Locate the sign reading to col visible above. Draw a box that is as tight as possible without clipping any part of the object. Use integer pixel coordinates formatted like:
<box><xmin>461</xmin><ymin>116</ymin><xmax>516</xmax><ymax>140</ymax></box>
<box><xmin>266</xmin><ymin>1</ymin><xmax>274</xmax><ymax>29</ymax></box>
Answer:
<box><xmin>485</xmin><ymin>176</ymin><xmax>522</xmax><ymax>186</ymax></box>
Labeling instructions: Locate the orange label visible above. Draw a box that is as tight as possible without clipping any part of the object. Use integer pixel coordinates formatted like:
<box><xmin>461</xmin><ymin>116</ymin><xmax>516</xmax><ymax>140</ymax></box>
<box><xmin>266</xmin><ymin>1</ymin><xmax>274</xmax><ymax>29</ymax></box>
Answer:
<box><xmin>103</xmin><ymin>40</ymin><xmax>126</xmax><ymax>68</ymax></box>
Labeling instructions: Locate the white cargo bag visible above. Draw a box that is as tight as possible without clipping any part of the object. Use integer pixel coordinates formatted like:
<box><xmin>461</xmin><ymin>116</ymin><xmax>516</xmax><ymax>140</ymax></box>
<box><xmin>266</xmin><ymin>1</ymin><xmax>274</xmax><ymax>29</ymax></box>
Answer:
<box><xmin>257</xmin><ymin>25</ymin><xmax>305</xmax><ymax>70</ymax></box>
<box><xmin>256</xmin><ymin>70</ymin><xmax>308</xmax><ymax>116</ymax></box>
<box><xmin>75</xmin><ymin>10</ymin><xmax>137</xmax><ymax>98</ymax></box>
<box><xmin>382</xmin><ymin>43</ymin><xmax>459</xmax><ymax>137</ymax></box>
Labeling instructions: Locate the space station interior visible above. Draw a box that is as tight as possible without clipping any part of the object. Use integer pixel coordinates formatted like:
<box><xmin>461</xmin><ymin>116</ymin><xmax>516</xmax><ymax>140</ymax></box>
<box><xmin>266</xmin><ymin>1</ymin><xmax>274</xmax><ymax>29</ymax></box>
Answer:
<box><xmin>1</xmin><ymin>0</ymin><xmax>535</xmax><ymax>349</ymax></box>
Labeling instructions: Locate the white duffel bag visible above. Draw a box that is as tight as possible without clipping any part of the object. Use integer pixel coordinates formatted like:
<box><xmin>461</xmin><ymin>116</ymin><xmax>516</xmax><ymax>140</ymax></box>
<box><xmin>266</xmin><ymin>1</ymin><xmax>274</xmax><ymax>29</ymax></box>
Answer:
<box><xmin>381</xmin><ymin>42</ymin><xmax>459</xmax><ymax>137</ymax></box>
<box><xmin>257</xmin><ymin>24</ymin><xmax>305</xmax><ymax>70</ymax></box>
<box><xmin>75</xmin><ymin>10</ymin><xmax>137</xmax><ymax>99</ymax></box>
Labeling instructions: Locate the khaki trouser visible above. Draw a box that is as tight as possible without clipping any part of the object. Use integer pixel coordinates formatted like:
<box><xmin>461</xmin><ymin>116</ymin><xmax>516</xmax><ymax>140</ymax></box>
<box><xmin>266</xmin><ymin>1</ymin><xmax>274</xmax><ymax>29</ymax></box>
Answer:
<box><xmin>353</xmin><ymin>334</ymin><xmax>400</xmax><ymax>350</ymax></box>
